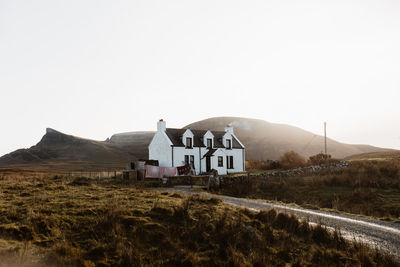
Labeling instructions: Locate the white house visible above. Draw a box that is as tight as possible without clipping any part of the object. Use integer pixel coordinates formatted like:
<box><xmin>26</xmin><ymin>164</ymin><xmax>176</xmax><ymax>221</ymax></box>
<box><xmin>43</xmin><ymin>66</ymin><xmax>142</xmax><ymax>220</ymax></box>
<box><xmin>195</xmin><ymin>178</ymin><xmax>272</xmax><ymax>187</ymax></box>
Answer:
<box><xmin>148</xmin><ymin>120</ymin><xmax>245</xmax><ymax>175</ymax></box>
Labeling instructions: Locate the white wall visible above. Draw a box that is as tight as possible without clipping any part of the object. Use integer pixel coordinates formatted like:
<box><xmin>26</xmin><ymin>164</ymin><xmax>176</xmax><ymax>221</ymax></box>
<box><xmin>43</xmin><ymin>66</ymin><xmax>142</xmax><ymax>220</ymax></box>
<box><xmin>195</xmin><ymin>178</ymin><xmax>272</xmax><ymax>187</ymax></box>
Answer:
<box><xmin>210</xmin><ymin>149</ymin><xmax>228</xmax><ymax>175</ymax></box>
<box><xmin>224</xmin><ymin>148</ymin><xmax>245</xmax><ymax>173</ymax></box>
<box><xmin>148</xmin><ymin>131</ymin><xmax>172</xmax><ymax>167</ymax></box>
<box><xmin>173</xmin><ymin>146</ymin><xmax>202</xmax><ymax>174</ymax></box>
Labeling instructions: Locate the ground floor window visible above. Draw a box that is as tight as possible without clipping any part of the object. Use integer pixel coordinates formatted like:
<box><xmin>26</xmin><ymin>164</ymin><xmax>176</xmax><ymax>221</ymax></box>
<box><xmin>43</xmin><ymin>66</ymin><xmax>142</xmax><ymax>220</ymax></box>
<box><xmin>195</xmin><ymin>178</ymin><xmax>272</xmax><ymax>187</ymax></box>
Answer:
<box><xmin>218</xmin><ymin>156</ymin><xmax>223</xmax><ymax>167</ymax></box>
<box><xmin>185</xmin><ymin>155</ymin><xmax>189</xmax><ymax>165</ymax></box>
<box><xmin>226</xmin><ymin>156</ymin><xmax>234</xmax><ymax>169</ymax></box>
<box><xmin>190</xmin><ymin>155</ymin><xmax>195</xmax><ymax>168</ymax></box>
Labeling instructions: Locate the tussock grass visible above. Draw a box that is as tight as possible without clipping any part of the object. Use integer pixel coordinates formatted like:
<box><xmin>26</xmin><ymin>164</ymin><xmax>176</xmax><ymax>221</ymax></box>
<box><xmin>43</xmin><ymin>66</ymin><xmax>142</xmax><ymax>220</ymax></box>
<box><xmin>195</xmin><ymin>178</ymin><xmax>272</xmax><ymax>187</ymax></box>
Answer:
<box><xmin>0</xmin><ymin>171</ymin><xmax>398</xmax><ymax>266</ymax></box>
<box><xmin>220</xmin><ymin>159</ymin><xmax>400</xmax><ymax>221</ymax></box>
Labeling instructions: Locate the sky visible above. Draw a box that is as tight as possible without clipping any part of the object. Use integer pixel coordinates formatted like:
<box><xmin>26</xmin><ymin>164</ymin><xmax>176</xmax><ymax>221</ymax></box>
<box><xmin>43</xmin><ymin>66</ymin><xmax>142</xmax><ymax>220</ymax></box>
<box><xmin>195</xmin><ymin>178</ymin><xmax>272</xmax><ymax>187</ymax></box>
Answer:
<box><xmin>1</xmin><ymin>0</ymin><xmax>400</xmax><ymax>157</ymax></box>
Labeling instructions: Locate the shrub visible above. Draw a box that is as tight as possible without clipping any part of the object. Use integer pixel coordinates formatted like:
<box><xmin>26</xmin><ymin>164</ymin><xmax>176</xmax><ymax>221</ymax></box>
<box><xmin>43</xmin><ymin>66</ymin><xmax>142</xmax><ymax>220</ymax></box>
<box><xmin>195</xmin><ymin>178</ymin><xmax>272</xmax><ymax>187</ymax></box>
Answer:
<box><xmin>308</xmin><ymin>153</ymin><xmax>331</xmax><ymax>165</ymax></box>
<box><xmin>279</xmin><ymin>151</ymin><xmax>306</xmax><ymax>169</ymax></box>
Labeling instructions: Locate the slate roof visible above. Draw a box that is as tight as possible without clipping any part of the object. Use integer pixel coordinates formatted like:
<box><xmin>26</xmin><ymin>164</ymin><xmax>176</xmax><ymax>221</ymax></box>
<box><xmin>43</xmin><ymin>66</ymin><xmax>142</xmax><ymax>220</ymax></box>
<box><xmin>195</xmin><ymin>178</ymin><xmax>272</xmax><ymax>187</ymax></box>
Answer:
<box><xmin>164</xmin><ymin>128</ymin><xmax>244</xmax><ymax>149</ymax></box>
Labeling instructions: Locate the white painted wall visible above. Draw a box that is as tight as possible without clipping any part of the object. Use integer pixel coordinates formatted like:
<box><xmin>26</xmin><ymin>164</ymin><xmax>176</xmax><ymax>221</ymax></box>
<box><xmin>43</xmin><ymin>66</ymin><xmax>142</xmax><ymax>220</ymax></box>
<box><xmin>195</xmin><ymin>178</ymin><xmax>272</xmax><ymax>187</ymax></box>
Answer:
<box><xmin>224</xmin><ymin>148</ymin><xmax>245</xmax><ymax>173</ymax></box>
<box><xmin>210</xmin><ymin>149</ymin><xmax>228</xmax><ymax>175</ymax></box>
<box><xmin>148</xmin><ymin>131</ymin><xmax>172</xmax><ymax>167</ymax></box>
<box><xmin>173</xmin><ymin>146</ymin><xmax>202</xmax><ymax>174</ymax></box>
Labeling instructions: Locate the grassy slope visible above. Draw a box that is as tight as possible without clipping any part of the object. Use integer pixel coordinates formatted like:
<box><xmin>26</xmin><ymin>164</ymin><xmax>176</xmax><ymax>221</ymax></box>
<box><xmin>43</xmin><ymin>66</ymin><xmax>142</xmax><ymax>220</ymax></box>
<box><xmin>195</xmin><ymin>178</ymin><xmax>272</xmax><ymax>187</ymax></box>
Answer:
<box><xmin>218</xmin><ymin>160</ymin><xmax>400</xmax><ymax>221</ymax></box>
<box><xmin>0</xmin><ymin>172</ymin><xmax>397</xmax><ymax>266</ymax></box>
<box><xmin>185</xmin><ymin>117</ymin><xmax>390</xmax><ymax>160</ymax></box>
<box><xmin>345</xmin><ymin>150</ymin><xmax>400</xmax><ymax>161</ymax></box>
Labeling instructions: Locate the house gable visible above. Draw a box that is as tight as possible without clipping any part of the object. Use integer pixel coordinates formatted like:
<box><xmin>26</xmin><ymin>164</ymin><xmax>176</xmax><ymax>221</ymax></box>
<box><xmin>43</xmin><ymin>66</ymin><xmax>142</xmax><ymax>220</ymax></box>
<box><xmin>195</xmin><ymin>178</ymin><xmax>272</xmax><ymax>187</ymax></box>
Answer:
<box><xmin>148</xmin><ymin>131</ymin><xmax>173</xmax><ymax>167</ymax></box>
<box><xmin>222</xmin><ymin>132</ymin><xmax>232</xmax><ymax>149</ymax></box>
<box><xmin>203</xmin><ymin>130</ymin><xmax>214</xmax><ymax>148</ymax></box>
<box><xmin>182</xmin><ymin>129</ymin><xmax>194</xmax><ymax>148</ymax></box>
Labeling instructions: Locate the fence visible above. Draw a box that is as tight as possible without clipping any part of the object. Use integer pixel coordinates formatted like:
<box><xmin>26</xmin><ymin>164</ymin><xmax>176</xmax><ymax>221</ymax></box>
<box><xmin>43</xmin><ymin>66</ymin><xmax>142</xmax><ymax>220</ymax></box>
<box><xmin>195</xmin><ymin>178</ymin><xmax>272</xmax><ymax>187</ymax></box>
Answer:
<box><xmin>68</xmin><ymin>170</ymin><xmax>123</xmax><ymax>179</ymax></box>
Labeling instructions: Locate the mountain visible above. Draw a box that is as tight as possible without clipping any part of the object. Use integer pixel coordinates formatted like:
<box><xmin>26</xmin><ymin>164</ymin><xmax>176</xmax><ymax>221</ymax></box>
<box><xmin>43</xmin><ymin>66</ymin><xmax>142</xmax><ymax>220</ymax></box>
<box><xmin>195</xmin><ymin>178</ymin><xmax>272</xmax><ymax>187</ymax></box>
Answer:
<box><xmin>0</xmin><ymin>128</ymin><xmax>137</xmax><ymax>171</ymax></box>
<box><xmin>184</xmin><ymin>117</ymin><xmax>392</xmax><ymax>160</ymax></box>
<box><xmin>0</xmin><ymin>117</ymin><xmax>393</xmax><ymax>171</ymax></box>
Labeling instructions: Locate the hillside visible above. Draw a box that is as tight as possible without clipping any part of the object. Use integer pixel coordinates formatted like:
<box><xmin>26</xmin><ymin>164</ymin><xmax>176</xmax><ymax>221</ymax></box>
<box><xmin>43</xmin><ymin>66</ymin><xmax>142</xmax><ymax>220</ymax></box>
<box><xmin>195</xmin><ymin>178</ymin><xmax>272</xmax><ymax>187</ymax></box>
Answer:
<box><xmin>345</xmin><ymin>150</ymin><xmax>400</xmax><ymax>161</ymax></box>
<box><xmin>0</xmin><ymin>128</ymin><xmax>137</xmax><ymax>171</ymax></box>
<box><xmin>184</xmin><ymin>117</ymin><xmax>391</xmax><ymax>160</ymax></box>
<box><xmin>105</xmin><ymin>131</ymin><xmax>155</xmax><ymax>160</ymax></box>
<box><xmin>0</xmin><ymin>117</ymin><xmax>393</xmax><ymax>170</ymax></box>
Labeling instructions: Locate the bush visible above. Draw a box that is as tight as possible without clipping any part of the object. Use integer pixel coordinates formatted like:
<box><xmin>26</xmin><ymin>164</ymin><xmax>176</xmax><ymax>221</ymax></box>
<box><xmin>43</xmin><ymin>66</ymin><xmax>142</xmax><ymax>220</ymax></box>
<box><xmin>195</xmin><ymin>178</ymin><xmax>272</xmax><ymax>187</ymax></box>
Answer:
<box><xmin>279</xmin><ymin>151</ymin><xmax>306</xmax><ymax>169</ymax></box>
<box><xmin>308</xmin><ymin>153</ymin><xmax>331</xmax><ymax>165</ymax></box>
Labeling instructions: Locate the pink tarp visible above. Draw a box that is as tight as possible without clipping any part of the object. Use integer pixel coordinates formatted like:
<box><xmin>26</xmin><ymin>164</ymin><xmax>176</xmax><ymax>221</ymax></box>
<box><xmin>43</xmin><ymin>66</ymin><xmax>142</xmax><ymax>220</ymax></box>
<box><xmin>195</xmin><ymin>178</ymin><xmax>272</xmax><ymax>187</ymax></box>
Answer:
<box><xmin>145</xmin><ymin>165</ymin><xmax>161</xmax><ymax>178</ymax></box>
<box><xmin>164</xmin><ymin>167</ymin><xmax>177</xmax><ymax>177</ymax></box>
<box><xmin>145</xmin><ymin>165</ymin><xmax>177</xmax><ymax>178</ymax></box>
<box><xmin>158</xmin><ymin>167</ymin><xmax>166</xmax><ymax>178</ymax></box>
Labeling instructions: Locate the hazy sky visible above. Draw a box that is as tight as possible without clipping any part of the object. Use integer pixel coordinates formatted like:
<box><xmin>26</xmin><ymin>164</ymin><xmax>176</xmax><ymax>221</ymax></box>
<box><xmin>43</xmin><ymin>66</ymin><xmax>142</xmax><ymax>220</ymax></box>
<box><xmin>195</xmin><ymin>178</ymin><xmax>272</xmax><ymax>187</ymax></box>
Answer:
<box><xmin>1</xmin><ymin>0</ymin><xmax>400</xmax><ymax>157</ymax></box>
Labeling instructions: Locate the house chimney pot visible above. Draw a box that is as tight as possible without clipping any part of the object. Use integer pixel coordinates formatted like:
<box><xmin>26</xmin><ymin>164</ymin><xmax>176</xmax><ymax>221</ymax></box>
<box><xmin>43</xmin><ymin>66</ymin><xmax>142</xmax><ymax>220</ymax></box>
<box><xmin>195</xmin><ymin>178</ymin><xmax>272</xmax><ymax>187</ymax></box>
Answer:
<box><xmin>224</xmin><ymin>125</ymin><xmax>234</xmax><ymax>134</ymax></box>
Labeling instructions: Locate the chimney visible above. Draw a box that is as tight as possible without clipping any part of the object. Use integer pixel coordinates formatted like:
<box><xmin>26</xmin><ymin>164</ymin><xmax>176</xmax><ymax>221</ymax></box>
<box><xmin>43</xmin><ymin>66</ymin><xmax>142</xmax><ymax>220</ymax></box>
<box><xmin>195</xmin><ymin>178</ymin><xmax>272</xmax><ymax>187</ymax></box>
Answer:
<box><xmin>224</xmin><ymin>124</ymin><xmax>234</xmax><ymax>134</ymax></box>
<box><xmin>157</xmin><ymin>119</ymin><xmax>166</xmax><ymax>132</ymax></box>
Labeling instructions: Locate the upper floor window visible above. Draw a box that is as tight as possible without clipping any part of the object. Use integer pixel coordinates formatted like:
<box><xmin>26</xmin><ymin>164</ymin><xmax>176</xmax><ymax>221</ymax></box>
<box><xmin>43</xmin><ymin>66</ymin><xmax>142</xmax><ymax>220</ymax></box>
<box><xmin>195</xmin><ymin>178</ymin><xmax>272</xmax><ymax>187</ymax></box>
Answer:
<box><xmin>207</xmin><ymin>138</ymin><xmax>212</xmax><ymax>148</ymax></box>
<box><xmin>226</xmin><ymin>139</ymin><xmax>232</xmax><ymax>149</ymax></box>
<box><xmin>186</xmin><ymin>137</ymin><xmax>192</xmax><ymax>148</ymax></box>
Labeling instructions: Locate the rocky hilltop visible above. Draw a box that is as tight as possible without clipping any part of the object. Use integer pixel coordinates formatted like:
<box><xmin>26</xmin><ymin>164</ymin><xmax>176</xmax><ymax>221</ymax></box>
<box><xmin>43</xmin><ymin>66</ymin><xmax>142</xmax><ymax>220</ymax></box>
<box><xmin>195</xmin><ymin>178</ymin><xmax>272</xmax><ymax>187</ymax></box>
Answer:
<box><xmin>0</xmin><ymin>128</ymin><xmax>137</xmax><ymax>171</ymax></box>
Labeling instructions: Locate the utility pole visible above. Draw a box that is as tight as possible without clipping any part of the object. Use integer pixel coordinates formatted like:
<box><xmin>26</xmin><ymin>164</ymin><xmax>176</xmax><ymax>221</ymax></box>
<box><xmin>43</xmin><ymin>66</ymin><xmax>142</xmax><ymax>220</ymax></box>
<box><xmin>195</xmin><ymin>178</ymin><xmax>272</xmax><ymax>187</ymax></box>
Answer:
<box><xmin>324</xmin><ymin>122</ymin><xmax>327</xmax><ymax>154</ymax></box>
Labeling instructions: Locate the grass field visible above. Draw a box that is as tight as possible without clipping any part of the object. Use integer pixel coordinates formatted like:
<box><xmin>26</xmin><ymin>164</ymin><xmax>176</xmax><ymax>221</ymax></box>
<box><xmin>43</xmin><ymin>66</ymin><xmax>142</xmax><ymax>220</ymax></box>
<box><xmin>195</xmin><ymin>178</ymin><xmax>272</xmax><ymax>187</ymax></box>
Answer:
<box><xmin>219</xmin><ymin>159</ymin><xmax>400</xmax><ymax>222</ymax></box>
<box><xmin>0</xmin><ymin>171</ymin><xmax>398</xmax><ymax>266</ymax></box>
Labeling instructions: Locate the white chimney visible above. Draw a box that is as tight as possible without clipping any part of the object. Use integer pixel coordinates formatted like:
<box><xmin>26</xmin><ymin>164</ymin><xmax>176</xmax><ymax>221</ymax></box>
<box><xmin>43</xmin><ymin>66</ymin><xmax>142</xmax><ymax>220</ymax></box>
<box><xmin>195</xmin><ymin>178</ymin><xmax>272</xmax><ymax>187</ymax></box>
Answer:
<box><xmin>157</xmin><ymin>119</ymin><xmax>166</xmax><ymax>132</ymax></box>
<box><xmin>224</xmin><ymin>125</ymin><xmax>234</xmax><ymax>134</ymax></box>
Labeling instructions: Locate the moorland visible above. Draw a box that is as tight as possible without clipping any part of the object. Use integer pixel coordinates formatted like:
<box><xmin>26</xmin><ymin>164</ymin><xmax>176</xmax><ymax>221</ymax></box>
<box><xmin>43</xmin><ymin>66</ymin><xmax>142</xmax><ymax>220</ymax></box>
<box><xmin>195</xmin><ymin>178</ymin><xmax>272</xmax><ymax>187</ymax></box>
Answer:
<box><xmin>0</xmin><ymin>170</ymin><xmax>397</xmax><ymax>266</ymax></box>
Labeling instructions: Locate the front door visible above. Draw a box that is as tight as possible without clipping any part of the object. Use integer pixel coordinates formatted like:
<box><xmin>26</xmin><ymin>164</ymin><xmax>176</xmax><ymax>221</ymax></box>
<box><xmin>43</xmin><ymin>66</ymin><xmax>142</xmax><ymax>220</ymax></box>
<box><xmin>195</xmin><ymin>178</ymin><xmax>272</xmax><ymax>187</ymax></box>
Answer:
<box><xmin>206</xmin><ymin>156</ymin><xmax>211</xmax><ymax>172</ymax></box>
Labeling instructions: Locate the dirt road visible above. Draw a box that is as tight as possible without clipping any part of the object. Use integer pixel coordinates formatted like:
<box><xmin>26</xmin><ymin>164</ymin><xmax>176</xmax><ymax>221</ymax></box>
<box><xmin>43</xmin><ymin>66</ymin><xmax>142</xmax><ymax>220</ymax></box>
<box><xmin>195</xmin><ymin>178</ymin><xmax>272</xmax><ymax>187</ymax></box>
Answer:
<box><xmin>158</xmin><ymin>186</ymin><xmax>400</xmax><ymax>260</ymax></box>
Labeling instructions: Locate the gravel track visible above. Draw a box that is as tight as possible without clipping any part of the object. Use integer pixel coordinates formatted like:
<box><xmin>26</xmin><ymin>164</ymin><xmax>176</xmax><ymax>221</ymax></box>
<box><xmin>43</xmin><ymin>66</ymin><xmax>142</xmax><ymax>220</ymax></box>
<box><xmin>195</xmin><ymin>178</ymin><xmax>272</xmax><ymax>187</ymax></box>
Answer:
<box><xmin>158</xmin><ymin>186</ymin><xmax>400</xmax><ymax>261</ymax></box>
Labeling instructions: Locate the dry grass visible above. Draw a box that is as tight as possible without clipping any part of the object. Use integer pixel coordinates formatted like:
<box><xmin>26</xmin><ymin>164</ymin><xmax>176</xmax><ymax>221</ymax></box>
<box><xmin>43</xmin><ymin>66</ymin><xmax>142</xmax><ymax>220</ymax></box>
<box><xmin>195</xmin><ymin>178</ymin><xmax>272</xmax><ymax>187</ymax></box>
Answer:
<box><xmin>0</xmin><ymin>171</ymin><xmax>398</xmax><ymax>266</ymax></box>
<box><xmin>219</xmin><ymin>159</ymin><xmax>400</xmax><ymax>221</ymax></box>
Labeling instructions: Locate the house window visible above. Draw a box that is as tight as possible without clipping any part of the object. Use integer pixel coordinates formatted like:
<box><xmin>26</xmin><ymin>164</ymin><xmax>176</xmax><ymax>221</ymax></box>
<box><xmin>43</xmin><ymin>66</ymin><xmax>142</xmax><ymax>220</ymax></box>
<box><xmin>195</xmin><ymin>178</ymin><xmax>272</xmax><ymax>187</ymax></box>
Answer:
<box><xmin>185</xmin><ymin>155</ymin><xmax>189</xmax><ymax>165</ymax></box>
<box><xmin>226</xmin><ymin>139</ymin><xmax>232</xmax><ymax>149</ymax></box>
<box><xmin>190</xmin><ymin>155</ymin><xmax>195</xmax><ymax>168</ymax></box>
<box><xmin>186</xmin><ymin>137</ymin><xmax>192</xmax><ymax>148</ymax></box>
<box><xmin>218</xmin><ymin>156</ymin><xmax>223</xmax><ymax>167</ymax></box>
<box><xmin>226</xmin><ymin>156</ymin><xmax>234</xmax><ymax>169</ymax></box>
<box><xmin>206</xmin><ymin>138</ymin><xmax>212</xmax><ymax>148</ymax></box>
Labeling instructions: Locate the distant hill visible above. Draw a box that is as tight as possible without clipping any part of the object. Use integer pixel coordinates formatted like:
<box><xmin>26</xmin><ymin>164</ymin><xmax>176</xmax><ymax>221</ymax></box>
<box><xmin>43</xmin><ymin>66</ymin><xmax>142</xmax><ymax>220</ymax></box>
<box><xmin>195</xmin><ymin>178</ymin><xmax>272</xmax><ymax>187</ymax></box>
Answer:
<box><xmin>0</xmin><ymin>128</ymin><xmax>137</xmax><ymax>171</ymax></box>
<box><xmin>345</xmin><ymin>150</ymin><xmax>400</xmax><ymax>161</ymax></box>
<box><xmin>105</xmin><ymin>131</ymin><xmax>155</xmax><ymax>160</ymax></box>
<box><xmin>0</xmin><ymin>117</ymin><xmax>392</xmax><ymax>171</ymax></box>
<box><xmin>184</xmin><ymin>117</ymin><xmax>391</xmax><ymax>160</ymax></box>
